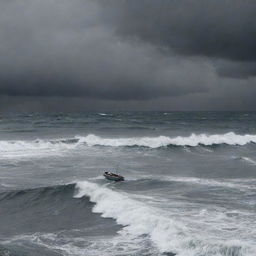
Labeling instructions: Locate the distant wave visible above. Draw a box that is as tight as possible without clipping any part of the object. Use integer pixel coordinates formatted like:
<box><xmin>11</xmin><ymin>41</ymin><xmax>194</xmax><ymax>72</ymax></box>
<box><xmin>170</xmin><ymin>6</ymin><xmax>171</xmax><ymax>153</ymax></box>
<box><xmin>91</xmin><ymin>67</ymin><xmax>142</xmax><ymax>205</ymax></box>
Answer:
<box><xmin>0</xmin><ymin>138</ymin><xmax>80</xmax><ymax>159</ymax></box>
<box><xmin>76</xmin><ymin>132</ymin><xmax>256</xmax><ymax>148</ymax></box>
<box><xmin>156</xmin><ymin>176</ymin><xmax>256</xmax><ymax>191</ymax></box>
<box><xmin>0</xmin><ymin>183</ymin><xmax>75</xmax><ymax>202</ymax></box>
<box><xmin>98</xmin><ymin>113</ymin><xmax>111</xmax><ymax>116</ymax></box>
<box><xmin>241</xmin><ymin>157</ymin><xmax>256</xmax><ymax>165</ymax></box>
<box><xmin>110</xmin><ymin>175</ymin><xmax>256</xmax><ymax>193</ymax></box>
<box><xmin>1</xmin><ymin>132</ymin><xmax>256</xmax><ymax>158</ymax></box>
<box><xmin>98</xmin><ymin>126</ymin><xmax>156</xmax><ymax>130</ymax></box>
<box><xmin>232</xmin><ymin>156</ymin><xmax>256</xmax><ymax>165</ymax></box>
<box><xmin>75</xmin><ymin>181</ymin><xmax>255</xmax><ymax>255</ymax></box>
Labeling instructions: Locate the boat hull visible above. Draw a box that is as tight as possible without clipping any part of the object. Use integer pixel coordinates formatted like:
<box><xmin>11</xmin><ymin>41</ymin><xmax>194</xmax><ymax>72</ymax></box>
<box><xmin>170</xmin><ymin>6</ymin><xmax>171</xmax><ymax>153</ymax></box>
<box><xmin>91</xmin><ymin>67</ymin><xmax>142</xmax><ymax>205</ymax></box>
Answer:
<box><xmin>104</xmin><ymin>174</ymin><xmax>124</xmax><ymax>181</ymax></box>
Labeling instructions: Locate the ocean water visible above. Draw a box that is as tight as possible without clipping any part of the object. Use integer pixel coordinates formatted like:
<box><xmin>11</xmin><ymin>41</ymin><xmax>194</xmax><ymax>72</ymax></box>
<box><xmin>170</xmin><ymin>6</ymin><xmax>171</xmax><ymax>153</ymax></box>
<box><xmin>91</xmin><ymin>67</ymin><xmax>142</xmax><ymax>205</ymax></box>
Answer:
<box><xmin>0</xmin><ymin>111</ymin><xmax>255</xmax><ymax>256</ymax></box>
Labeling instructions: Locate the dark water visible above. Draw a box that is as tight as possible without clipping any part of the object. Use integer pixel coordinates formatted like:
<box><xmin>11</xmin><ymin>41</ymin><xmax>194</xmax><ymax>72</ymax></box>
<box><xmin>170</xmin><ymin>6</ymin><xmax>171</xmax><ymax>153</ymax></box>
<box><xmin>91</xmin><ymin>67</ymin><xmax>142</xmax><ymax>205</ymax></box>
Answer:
<box><xmin>0</xmin><ymin>112</ymin><xmax>255</xmax><ymax>256</ymax></box>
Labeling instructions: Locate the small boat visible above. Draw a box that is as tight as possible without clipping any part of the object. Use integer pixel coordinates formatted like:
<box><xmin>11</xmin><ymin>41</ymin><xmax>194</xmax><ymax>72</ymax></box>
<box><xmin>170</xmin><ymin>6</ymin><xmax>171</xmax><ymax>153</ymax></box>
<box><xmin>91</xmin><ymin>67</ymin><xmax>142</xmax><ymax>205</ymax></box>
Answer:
<box><xmin>103</xmin><ymin>171</ymin><xmax>124</xmax><ymax>182</ymax></box>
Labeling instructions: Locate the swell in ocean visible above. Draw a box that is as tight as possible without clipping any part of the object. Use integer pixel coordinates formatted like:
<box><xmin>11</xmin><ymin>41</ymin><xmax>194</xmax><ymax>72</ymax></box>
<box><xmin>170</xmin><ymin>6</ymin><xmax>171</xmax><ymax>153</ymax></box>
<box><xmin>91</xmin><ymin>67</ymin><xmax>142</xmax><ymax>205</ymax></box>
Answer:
<box><xmin>0</xmin><ymin>183</ymin><xmax>115</xmax><ymax>236</ymax></box>
<box><xmin>1</xmin><ymin>132</ymin><xmax>256</xmax><ymax>152</ymax></box>
<box><xmin>74</xmin><ymin>180</ymin><xmax>255</xmax><ymax>256</ymax></box>
<box><xmin>1</xmin><ymin>178</ymin><xmax>255</xmax><ymax>256</ymax></box>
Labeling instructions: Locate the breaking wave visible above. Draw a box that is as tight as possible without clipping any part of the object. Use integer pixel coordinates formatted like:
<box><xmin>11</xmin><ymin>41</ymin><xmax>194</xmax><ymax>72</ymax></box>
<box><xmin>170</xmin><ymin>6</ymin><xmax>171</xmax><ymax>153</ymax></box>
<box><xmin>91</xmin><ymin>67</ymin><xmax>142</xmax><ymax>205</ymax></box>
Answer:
<box><xmin>240</xmin><ymin>157</ymin><xmax>256</xmax><ymax>165</ymax></box>
<box><xmin>74</xmin><ymin>181</ymin><xmax>255</xmax><ymax>256</ymax></box>
<box><xmin>98</xmin><ymin>113</ymin><xmax>110</xmax><ymax>116</ymax></box>
<box><xmin>1</xmin><ymin>132</ymin><xmax>256</xmax><ymax>158</ymax></box>
<box><xmin>1</xmin><ymin>181</ymin><xmax>255</xmax><ymax>255</ymax></box>
<box><xmin>0</xmin><ymin>138</ymin><xmax>80</xmax><ymax>158</ymax></box>
<box><xmin>76</xmin><ymin>132</ymin><xmax>256</xmax><ymax>148</ymax></box>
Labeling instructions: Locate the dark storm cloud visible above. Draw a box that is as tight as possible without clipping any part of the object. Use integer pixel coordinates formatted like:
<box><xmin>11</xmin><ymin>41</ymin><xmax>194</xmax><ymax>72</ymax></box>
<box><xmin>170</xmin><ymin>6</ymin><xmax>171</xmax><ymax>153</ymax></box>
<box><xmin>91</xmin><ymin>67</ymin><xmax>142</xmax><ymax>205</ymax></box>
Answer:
<box><xmin>214</xmin><ymin>60</ymin><xmax>256</xmax><ymax>78</ymax></box>
<box><xmin>99</xmin><ymin>0</ymin><xmax>256</xmax><ymax>79</ymax></box>
<box><xmin>0</xmin><ymin>0</ymin><xmax>215</xmax><ymax>100</ymax></box>
<box><xmin>100</xmin><ymin>0</ymin><xmax>256</xmax><ymax>62</ymax></box>
<box><xmin>0</xmin><ymin>0</ymin><xmax>255</xmax><ymax>109</ymax></box>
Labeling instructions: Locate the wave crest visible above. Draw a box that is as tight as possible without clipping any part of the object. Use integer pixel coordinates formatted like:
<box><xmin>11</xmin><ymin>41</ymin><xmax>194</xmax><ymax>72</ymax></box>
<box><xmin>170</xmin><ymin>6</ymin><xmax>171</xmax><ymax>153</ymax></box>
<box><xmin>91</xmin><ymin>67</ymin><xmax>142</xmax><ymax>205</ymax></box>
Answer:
<box><xmin>74</xmin><ymin>181</ymin><xmax>255</xmax><ymax>256</ymax></box>
<box><xmin>77</xmin><ymin>132</ymin><xmax>256</xmax><ymax>148</ymax></box>
<box><xmin>1</xmin><ymin>132</ymin><xmax>256</xmax><ymax>159</ymax></box>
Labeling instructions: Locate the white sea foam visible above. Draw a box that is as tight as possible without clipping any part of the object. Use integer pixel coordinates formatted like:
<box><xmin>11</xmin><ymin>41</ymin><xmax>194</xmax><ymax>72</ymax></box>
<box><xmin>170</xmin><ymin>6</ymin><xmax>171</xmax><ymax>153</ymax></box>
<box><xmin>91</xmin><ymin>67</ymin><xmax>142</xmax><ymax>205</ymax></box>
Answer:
<box><xmin>157</xmin><ymin>176</ymin><xmax>256</xmax><ymax>191</ymax></box>
<box><xmin>1</xmin><ymin>132</ymin><xmax>256</xmax><ymax>158</ymax></box>
<box><xmin>4</xmin><ymin>232</ymin><xmax>156</xmax><ymax>256</ymax></box>
<box><xmin>0</xmin><ymin>183</ymin><xmax>14</xmax><ymax>188</ymax></box>
<box><xmin>231</xmin><ymin>156</ymin><xmax>256</xmax><ymax>166</ymax></box>
<box><xmin>0</xmin><ymin>139</ymin><xmax>77</xmax><ymax>159</ymax></box>
<box><xmin>241</xmin><ymin>157</ymin><xmax>256</xmax><ymax>165</ymax></box>
<box><xmin>74</xmin><ymin>181</ymin><xmax>256</xmax><ymax>256</ymax></box>
<box><xmin>76</xmin><ymin>132</ymin><xmax>256</xmax><ymax>148</ymax></box>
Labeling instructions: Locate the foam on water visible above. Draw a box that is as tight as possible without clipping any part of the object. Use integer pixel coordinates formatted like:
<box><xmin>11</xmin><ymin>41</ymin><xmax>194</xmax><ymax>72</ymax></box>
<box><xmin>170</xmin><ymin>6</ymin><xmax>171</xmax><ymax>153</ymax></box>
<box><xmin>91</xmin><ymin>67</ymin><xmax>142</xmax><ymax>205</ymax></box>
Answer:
<box><xmin>77</xmin><ymin>132</ymin><xmax>256</xmax><ymax>148</ymax></box>
<box><xmin>155</xmin><ymin>176</ymin><xmax>256</xmax><ymax>191</ymax></box>
<box><xmin>74</xmin><ymin>181</ymin><xmax>256</xmax><ymax>256</ymax></box>
<box><xmin>241</xmin><ymin>157</ymin><xmax>256</xmax><ymax>165</ymax></box>
<box><xmin>0</xmin><ymin>138</ymin><xmax>79</xmax><ymax>159</ymax></box>
<box><xmin>1</xmin><ymin>132</ymin><xmax>256</xmax><ymax>159</ymax></box>
<box><xmin>98</xmin><ymin>113</ymin><xmax>109</xmax><ymax>116</ymax></box>
<box><xmin>2</xmin><ymin>232</ymin><xmax>157</xmax><ymax>256</ymax></box>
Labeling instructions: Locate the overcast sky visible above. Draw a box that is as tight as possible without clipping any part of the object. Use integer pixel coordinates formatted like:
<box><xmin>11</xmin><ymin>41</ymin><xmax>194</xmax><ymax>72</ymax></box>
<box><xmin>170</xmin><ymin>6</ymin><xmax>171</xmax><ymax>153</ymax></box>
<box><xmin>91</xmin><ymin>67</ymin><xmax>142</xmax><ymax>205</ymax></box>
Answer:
<box><xmin>0</xmin><ymin>0</ymin><xmax>256</xmax><ymax>112</ymax></box>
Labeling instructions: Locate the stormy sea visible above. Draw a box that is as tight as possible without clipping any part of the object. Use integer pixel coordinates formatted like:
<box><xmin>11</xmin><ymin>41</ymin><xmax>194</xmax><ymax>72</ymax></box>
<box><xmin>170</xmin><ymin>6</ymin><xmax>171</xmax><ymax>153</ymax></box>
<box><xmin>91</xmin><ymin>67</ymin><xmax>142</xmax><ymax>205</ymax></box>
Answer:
<box><xmin>0</xmin><ymin>111</ymin><xmax>255</xmax><ymax>256</ymax></box>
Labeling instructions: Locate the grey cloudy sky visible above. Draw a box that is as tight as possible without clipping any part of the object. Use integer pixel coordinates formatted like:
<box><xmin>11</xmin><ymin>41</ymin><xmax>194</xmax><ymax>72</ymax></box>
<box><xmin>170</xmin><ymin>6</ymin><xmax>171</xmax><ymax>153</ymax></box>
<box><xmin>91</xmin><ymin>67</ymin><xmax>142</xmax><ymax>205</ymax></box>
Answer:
<box><xmin>0</xmin><ymin>0</ymin><xmax>255</xmax><ymax>111</ymax></box>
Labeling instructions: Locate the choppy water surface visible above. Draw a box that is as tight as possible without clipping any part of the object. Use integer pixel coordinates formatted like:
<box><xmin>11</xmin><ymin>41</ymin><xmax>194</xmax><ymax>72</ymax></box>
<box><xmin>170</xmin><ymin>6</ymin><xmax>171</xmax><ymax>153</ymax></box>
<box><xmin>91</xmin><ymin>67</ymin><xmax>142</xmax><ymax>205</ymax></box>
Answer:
<box><xmin>0</xmin><ymin>112</ymin><xmax>255</xmax><ymax>256</ymax></box>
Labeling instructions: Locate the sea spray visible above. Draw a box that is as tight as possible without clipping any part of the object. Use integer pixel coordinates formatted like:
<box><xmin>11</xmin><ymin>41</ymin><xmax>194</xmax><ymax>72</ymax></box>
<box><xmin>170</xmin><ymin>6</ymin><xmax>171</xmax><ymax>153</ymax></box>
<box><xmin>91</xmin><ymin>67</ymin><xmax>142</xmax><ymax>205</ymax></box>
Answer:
<box><xmin>74</xmin><ymin>181</ymin><xmax>255</xmax><ymax>256</ymax></box>
<box><xmin>76</xmin><ymin>132</ymin><xmax>256</xmax><ymax>147</ymax></box>
<box><xmin>1</xmin><ymin>132</ymin><xmax>256</xmax><ymax>153</ymax></box>
<box><xmin>1</xmin><ymin>132</ymin><xmax>256</xmax><ymax>159</ymax></box>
